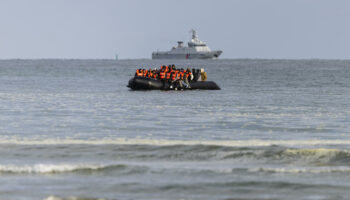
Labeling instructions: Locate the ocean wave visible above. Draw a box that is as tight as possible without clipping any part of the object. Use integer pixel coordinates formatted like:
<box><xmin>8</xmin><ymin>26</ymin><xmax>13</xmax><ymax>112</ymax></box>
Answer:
<box><xmin>134</xmin><ymin>146</ymin><xmax>350</xmax><ymax>165</ymax></box>
<box><xmin>1</xmin><ymin>138</ymin><xmax>350</xmax><ymax>165</ymax></box>
<box><xmin>250</xmin><ymin>166</ymin><xmax>350</xmax><ymax>174</ymax></box>
<box><xmin>281</xmin><ymin>148</ymin><xmax>350</xmax><ymax>165</ymax></box>
<box><xmin>225</xmin><ymin>147</ymin><xmax>350</xmax><ymax>165</ymax></box>
<box><xmin>43</xmin><ymin>195</ymin><xmax>106</xmax><ymax>200</ymax></box>
<box><xmin>0</xmin><ymin>163</ymin><xmax>147</xmax><ymax>174</ymax></box>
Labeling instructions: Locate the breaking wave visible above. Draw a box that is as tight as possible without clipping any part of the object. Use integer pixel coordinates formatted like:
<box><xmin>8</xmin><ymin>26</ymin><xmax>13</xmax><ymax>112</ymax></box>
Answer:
<box><xmin>0</xmin><ymin>138</ymin><xmax>350</xmax><ymax>164</ymax></box>
<box><xmin>43</xmin><ymin>196</ymin><xmax>106</xmax><ymax>200</ymax></box>
<box><xmin>250</xmin><ymin>166</ymin><xmax>350</xmax><ymax>174</ymax></box>
<box><xmin>0</xmin><ymin>163</ymin><xmax>148</xmax><ymax>174</ymax></box>
<box><xmin>1</xmin><ymin>147</ymin><xmax>350</xmax><ymax>174</ymax></box>
<box><xmin>1</xmin><ymin>138</ymin><xmax>350</xmax><ymax>174</ymax></box>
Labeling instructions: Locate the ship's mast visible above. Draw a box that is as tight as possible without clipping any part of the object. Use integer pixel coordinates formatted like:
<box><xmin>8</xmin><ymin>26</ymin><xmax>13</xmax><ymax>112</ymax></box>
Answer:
<box><xmin>191</xmin><ymin>29</ymin><xmax>198</xmax><ymax>39</ymax></box>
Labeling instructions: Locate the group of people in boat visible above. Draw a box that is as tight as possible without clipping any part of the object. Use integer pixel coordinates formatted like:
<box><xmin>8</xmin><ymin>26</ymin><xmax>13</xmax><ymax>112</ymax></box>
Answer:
<box><xmin>134</xmin><ymin>64</ymin><xmax>207</xmax><ymax>89</ymax></box>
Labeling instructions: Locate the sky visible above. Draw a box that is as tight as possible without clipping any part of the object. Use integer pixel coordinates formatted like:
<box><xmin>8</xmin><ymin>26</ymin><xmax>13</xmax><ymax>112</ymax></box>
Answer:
<box><xmin>1</xmin><ymin>0</ymin><xmax>350</xmax><ymax>59</ymax></box>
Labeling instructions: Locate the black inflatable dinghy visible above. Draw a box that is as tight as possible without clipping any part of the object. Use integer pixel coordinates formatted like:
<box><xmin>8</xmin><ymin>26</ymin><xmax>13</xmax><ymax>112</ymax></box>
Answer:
<box><xmin>127</xmin><ymin>76</ymin><xmax>220</xmax><ymax>90</ymax></box>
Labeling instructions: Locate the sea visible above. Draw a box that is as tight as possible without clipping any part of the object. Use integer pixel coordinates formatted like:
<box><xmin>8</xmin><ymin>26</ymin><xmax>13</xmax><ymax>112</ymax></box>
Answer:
<box><xmin>0</xmin><ymin>59</ymin><xmax>350</xmax><ymax>200</ymax></box>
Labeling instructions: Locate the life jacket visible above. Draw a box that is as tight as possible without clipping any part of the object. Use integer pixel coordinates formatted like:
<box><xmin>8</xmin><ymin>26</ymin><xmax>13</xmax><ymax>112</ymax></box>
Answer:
<box><xmin>171</xmin><ymin>72</ymin><xmax>177</xmax><ymax>81</ymax></box>
<box><xmin>185</xmin><ymin>71</ymin><xmax>190</xmax><ymax>79</ymax></box>
<box><xmin>143</xmin><ymin>70</ymin><xmax>148</xmax><ymax>77</ymax></box>
<box><xmin>136</xmin><ymin>69</ymin><xmax>143</xmax><ymax>77</ymax></box>
<box><xmin>186</xmin><ymin>71</ymin><xmax>192</xmax><ymax>79</ymax></box>
<box><xmin>166</xmin><ymin>72</ymin><xmax>171</xmax><ymax>80</ymax></box>
<box><xmin>179</xmin><ymin>71</ymin><xmax>184</xmax><ymax>80</ymax></box>
<box><xmin>140</xmin><ymin>69</ymin><xmax>144</xmax><ymax>77</ymax></box>
<box><xmin>160</xmin><ymin>71</ymin><xmax>166</xmax><ymax>79</ymax></box>
<box><xmin>153</xmin><ymin>73</ymin><xmax>157</xmax><ymax>79</ymax></box>
<box><xmin>165</xmin><ymin>66</ymin><xmax>169</xmax><ymax>72</ymax></box>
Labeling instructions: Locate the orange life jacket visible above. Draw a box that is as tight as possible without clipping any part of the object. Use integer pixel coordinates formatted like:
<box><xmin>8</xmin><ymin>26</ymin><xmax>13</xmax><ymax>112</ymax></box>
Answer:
<box><xmin>171</xmin><ymin>72</ymin><xmax>177</xmax><ymax>81</ymax></box>
<box><xmin>166</xmin><ymin>72</ymin><xmax>171</xmax><ymax>80</ymax></box>
<box><xmin>160</xmin><ymin>71</ymin><xmax>165</xmax><ymax>79</ymax></box>
<box><xmin>143</xmin><ymin>70</ymin><xmax>148</xmax><ymax>77</ymax></box>
<box><xmin>136</xmin><ymin>69</ymin><xmax>143</xmax><ymax>76</ymax></box>
<box><xmin>185</xmin><ymin>71</ymin><xmax>189</xmax><ymax>79</ymax></box>
<box><xmin>179</xmin><ymin>71</ymin><xmax>184</xmax><ymax>79</ymax></box>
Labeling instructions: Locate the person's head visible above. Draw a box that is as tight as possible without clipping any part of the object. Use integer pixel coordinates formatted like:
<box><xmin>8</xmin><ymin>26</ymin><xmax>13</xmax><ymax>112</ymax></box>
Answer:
<box><xmin>187</xmin><ymin>68</ymin><xmax>191</xmax><ymax>72</ymax></box>
<box><xmin>201</xmin><ymin>68</ymin><xmax>204</xmax><ymax>73</ymax></box>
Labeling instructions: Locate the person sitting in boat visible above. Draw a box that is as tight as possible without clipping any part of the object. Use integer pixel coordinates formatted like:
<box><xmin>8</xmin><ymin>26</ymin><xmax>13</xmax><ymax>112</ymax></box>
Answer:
<box><xmin>151</xmin><ymin>69</ymin><xmax>158</xmax><ymax>79</ymax></box>
<box><xmin>145</xmin><ymin>68</ymin><xmax>151</xmax><ymax>77</ymax></box>
<box><xmin>177</xmin><ymin>69</ymin><xmax>184</xmax><ymax>89</ymax></box>
<box><xmin>192</xmin><ymin>68</ymin><xmax>200</xmax><ymax>82</ymax></box>
<box><xmin>135</xmin><ymin>68</ymin><xmax>143</xmax><ymax>77</ymax></box>
<box><xmin>156</xmin><ymin>68</ymin><xmax>165</xmax><ymax>89</ymax></box>
<box><xmin>159</xmin><ymin>68</ymin><xmax>166</xmax><ymax>80</ymax></box>
<box><xmin>163</xmin><ymin>65</ymin><xmax>170</xmax><ymax>72</ymax></box>
<box><xmin>161</xmin><ymin>65</ymin><xmax>168</xmax><ymax>72</ymax></box>
<box><xmin>166</xmin><ymin>70</ymin><xmax>175</xmax><ymax>89</ymax></box>
<box><xmin>144</xmin><ymin>69</ymin><xmax>149</xmax><ymax>77</ymax></box>
<box><xmin>186</xmin><ymin>68</ymin><xmax>193</xmax><ymax>82</ymax></box>
<box><xmin>200</xmin><ymin>68</ymin><xmax>207</xmax><ymax>81</ymax></box>
<box><xmin>178</xmin><ymin>68</ymin><xmax>190</xmax><ymax>89</ymax></box>
<box><xmin>165</xmin><ymin>70</ymin><xmax>171</xmax><ymax>82</ymax></box>
<box><xmin>173</xmin><ymin>69</ymin><xmax>183</xmax><ymax>89</ymax></box>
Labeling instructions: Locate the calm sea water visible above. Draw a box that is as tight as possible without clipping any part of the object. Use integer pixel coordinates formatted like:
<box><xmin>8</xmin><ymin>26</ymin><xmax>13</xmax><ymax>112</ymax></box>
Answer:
<box><xmin>0</xmin><ymin>59</ymin><xmax>350</xmax><ymax>200</ymax></box>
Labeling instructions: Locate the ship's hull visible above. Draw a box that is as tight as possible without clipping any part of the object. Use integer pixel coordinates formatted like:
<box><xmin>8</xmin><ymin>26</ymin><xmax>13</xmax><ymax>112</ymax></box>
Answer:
<box><xmin>152</xmin><ymin>50</ymin><xmax>222</xmax><ymax>60</ymax></box>
<box><xmin>127</xmin><ymin>77</ymin><xmax>220</xmax><ymax>90</ymax></box>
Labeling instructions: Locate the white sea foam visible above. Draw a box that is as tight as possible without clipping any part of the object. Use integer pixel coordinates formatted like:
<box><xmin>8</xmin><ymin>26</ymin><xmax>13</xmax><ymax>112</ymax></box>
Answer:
<box><xmin>0</xmin><ymin>164</ymin><xmax>105</xmax><ymax>174</ymax></box>
<box><xmin>0</xmin><ymin>137</ymin><xmax>349</xmax><ymax>147</ymax></box>
<box><xmin>43</xmin><ymin>195</ymin><xmax>106</xmax><ymax>200</ymax></box>
<box><xmin>250</xmin><ymin>166</ymin><xmax>350</xmax><ymax>174</ymax></box>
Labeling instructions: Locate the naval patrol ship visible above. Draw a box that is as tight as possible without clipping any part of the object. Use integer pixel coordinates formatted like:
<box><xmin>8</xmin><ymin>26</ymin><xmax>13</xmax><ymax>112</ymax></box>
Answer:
<box><xmin>152</xmin><ymin>30</ymin><xmax>222</xmax><ymax>59</ymax></box>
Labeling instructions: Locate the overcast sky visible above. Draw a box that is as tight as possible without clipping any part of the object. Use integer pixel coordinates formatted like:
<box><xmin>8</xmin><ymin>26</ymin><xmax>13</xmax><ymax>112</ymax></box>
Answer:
<box><xmin>1</xmin><ymin>0</ymin><xmax>350</xmax><ymax>59</ymax></box>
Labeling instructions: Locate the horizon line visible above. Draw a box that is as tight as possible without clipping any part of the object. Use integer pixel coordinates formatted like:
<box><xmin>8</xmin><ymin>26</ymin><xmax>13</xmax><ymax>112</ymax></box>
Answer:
<box><xmin>1</xmin><ymin>57</ymin><xmax>350</xmax><ymax>61</ymax></box>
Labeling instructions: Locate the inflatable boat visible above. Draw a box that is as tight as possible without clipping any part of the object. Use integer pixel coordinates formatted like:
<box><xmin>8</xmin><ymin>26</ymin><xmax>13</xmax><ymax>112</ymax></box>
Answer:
<box><xmin>127</xmin><ymin>76</ymin><xmax>220</xmax><ymax>90</ymax></box>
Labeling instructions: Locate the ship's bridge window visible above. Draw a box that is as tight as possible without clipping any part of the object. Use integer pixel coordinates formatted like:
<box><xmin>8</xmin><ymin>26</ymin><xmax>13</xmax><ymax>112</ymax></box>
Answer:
<box><xmin>195</xmin><ymin>46</ymin><xmax>210</xmax><ymax>52</ymax></box>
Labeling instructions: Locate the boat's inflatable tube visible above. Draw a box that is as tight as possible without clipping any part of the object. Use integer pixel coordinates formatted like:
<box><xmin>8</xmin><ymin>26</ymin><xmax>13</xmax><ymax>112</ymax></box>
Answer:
<box><xmin>127</xmin><ymin>76</ymin><xmax>220</xmax><ymax>90</ymax></box>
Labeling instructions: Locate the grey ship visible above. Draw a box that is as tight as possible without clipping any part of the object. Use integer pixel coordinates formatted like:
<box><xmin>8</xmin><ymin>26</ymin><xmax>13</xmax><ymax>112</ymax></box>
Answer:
<box><xmin>152</xmin><ymin>30</ymin><xmax>222</xmax><ymax>59</ymax></box>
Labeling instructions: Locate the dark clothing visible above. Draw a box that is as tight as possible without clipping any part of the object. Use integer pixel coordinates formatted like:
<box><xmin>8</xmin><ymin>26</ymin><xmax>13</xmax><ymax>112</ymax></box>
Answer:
<box><xmin>193</xmin><ymin>70</ymin><xmax>200</xmax><ymax>82</ymax></box>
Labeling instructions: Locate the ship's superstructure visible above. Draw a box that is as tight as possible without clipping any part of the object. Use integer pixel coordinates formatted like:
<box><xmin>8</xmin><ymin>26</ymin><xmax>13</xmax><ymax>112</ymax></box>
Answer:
<box><xmin>152</xmin><ymin>30</ymin><xmax>222</xmax><ymax>59</ymax></box>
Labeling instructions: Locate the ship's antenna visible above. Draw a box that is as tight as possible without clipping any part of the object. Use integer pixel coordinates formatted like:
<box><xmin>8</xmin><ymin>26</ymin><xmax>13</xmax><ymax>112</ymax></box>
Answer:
<box><xmin>190</xmin><ymin>29</ymin><xmax>197</xmax><ymax>39</ymax></box>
